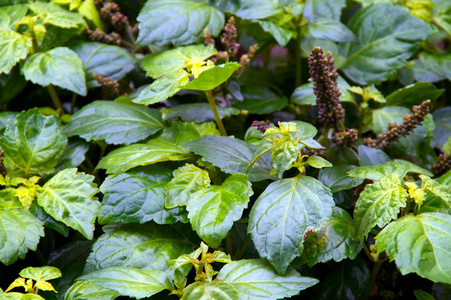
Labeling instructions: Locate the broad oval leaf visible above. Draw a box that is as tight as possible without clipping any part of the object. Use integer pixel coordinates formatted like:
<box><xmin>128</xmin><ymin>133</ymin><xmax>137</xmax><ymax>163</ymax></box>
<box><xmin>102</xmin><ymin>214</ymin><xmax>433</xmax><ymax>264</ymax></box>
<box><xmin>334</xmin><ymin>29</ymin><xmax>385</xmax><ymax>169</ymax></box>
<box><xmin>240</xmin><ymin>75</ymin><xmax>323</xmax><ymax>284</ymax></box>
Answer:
<box><xmin>384</xmin><ymin>82</ymin><xmax>444</xmax><ymax>108</ymax></box>
<box><xmin>248</xmin><ymin>176</ymin><xmax>335</xmax><ymax>274</ymax></box>
<box><xmin>77</xmin><ymin>267</ymin><xmax>173</xmax><ymax>299</ymax></box>
<box><xmin>19</xmin><ymin>266</ymin><xmax>61</xmax><ymax>281</ymax></box>
<box><xmin>233</xmin><ymin>86</ymin><xmax>288</xmax><ymax>114</ymax></box>
<box><xmin>183</xmin><ymin>62</ymin><xmax>241</xmax><ymax>91</ymax></box>
<box><xmin>318</xmin><ymin>165</ymin><xmax>364</xmax><ymax>193</ymax></box>
<box><xmin>0</xmin><ymin>108</ymin><xmax>67</xmax><ymax>177</ymax></box>
<box><xmin>354</xmin><ymin>173</ymin><xmax>408</xmax><ymax>240</ymax></box>
<box><xmin>271</xmin><ymin>139</ymin><xmax>298</xmax><ymax>178</ymax></box>
<box><xmin>338</xmin><ymin>3</ymin><xmax>434</xmax><ymax>84</ymax></box>
<box><xmin>308</xmin><ymin>18</ymin><xmax>357</xmax><ymax>42</ymax></box>
<box><xmin>162</xmin><ymin>103</ymin><xmax>240</xmax><ymax>123</ymax></box>
<box><xmin>137</xmin><ymin>0</ymin><xmax>224</xmax><ymax>47</ymax></box>
<box><xmin>37</xmin><ymin>168</ymin><xmax>100</xmax><ymax>239</ymax></box>
<box><xmin>376</xmin><ymin>213</ymin><xmax>451</xmax><ymax>284</ymax></box>
<box><xmin>0</xmin><ymin>31</ymin><xmax>32</xmax><ymax>74</ymax></box>
<box><xmin>254</xmin><ymin>19</ymin><xmax>294</xmax><ymax>47</ymax></box>
<box><xmin>64</xmin><ymin>281</ymin><xmax>119</xmax><ymax>300</ymax></box>
<box><xmin>64</xmin><ymin>101</ymin><xmax>166</xmax><ymax>145</ymax></box>
<box><xmin>187</xmin><ymin>174</ymin><xmax>253</xmax><ymax>248</ymax></box>
<box><xmin>23</xmin><ymin>47</ymin><xmax>87</xmax><ymax>95</ymax></box>
<box><xmin>70</xmin><ymin>41</ymin><xmax>137</xmax><ymax>88</ymax></box>
<box><xmin>28</xmin><ymin>1</ymin><xmax>85</xmax><ymax>28</ymax></box>
<box><xmin>0</xmin><ymin>208</ymin><xmax>44</xmax><ymax>265</ymax></box>
<box><xmin>347</xmin><ymin>161</ymin><xmax>410</xmax><ymax>181</ymax></box>
<box><xmin>0</xmin><ymin>4</ymin><xmax>28</xmax><ymax>30</ymax></box>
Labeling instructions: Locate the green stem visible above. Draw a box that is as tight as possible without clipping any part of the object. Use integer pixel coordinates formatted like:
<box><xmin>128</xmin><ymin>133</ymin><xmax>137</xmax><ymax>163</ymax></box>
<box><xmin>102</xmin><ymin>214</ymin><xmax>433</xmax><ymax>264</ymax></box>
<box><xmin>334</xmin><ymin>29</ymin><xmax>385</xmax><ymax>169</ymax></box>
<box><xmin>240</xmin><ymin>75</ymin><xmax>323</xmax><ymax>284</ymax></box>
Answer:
<box><xmin>70</xmin><ymin>93</ymin><xmax>77</xmax><ymax>114</ymax></box>
<box><xmin>363</xmin><ymin>259</ymin><xmax>384</xmax><ymax>300</ymax></box>
<box><xmin>295</xmin><ymin>15</ymin><xmax>303</xmax><ymax>87</ymax></box>
<box><xmin>226</xmin><ymin>231</ymin><xmax>233</xmax><ymax>256</ymax></box>
<box><xmin>234</xmin><ymin>234</ymin><xmax>251</xmax><ymax>260</ymax></box>
<box><xmin>205</xmin><ymin>90</ymin><xmax>227</xmax><ymax>136</ymax></box>
<box><xmin>46</xmin><ymin>85</ymin><xmax>64</xmax><ymax>114</ymax></box>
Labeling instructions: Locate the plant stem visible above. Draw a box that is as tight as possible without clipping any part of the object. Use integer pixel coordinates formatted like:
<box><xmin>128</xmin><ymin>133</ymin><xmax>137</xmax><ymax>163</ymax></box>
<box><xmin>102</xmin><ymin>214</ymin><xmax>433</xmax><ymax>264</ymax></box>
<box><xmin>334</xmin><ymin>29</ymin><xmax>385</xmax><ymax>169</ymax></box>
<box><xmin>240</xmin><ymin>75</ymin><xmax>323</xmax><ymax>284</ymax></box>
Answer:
<box><xmin>205</xmin><ymin>90</ymin><xmax>227</xmax><ymax>136</ymax></box>
<box><xmin>46</xmin><ymin>85</ymin><xmax>64</xmax><ymax>114</ymax></box>
<box><xmin>234</xmin><ymin>234</ymin><xmax>251</xmax><ymax>260</ymax></box>
<box><xmin>295</xmin><ymin>15</ymin><xmax>303</xmax><ymax>87</ymax></box>
<box><xmin>363</xmin><ymin>259</ymin><xmax>384</xmax><ymax>300</ymax></box>
<box><xmin>70</xmin><ymin>93</ymin><xmax>77</xmax><ymax>114</ymax></box>
<box><xmin>226</xmin><ymin>231</ymin><xmax>233</xmax><ymax>257</ymax></box>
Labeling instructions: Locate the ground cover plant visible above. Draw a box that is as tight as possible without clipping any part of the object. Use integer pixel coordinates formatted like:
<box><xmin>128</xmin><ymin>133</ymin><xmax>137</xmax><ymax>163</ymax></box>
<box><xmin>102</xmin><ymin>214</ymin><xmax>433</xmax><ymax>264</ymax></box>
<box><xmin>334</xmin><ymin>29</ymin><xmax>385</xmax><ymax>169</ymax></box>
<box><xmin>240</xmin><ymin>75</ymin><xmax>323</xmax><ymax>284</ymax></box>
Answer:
<box><xmin>0</xmin><ymin>0</ymin><xmax>451</xmax><ymax>299</ymax></box>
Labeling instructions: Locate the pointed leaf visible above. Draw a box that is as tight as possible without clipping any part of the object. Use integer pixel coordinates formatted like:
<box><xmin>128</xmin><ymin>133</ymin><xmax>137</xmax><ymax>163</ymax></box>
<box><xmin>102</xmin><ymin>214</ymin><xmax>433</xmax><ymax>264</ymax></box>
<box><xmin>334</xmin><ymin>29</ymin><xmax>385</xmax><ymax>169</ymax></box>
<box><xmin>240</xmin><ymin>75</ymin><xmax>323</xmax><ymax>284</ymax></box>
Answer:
<box><xmin>354</xmin><ymin>173</ymin><xmax>408</xmax><ymax>240</ymax></box>
<box><xmin>20</xmin><ymin>266</ymin><xmax>61</xmax><ymax>282</ymax></box>
<box><xmin>137</xmin><ymin>0</ymin><xmax>224</xmax><ymax>47</ymax></box>
<box><xmin>420</xmin><ymin>175</ymin><xmax>451</xmax><ymax>206</ymax></box>
<box><xmin>64</xmin><ymin>281</ymin><xmax>119</xmax><ymax>300</ymax></box>
<box><xmin>0</xmin><ymin>208</ymin><xmax>44</xmax><ymax>265</ymax></box>
<box><xmin>271</xmin><ymin>139</ymin><xmax>298</xmax><ymax>178</ymax></box>
<box><xmin>187</xmin><ymin>174</ymin><xmax>253</xmax><ymax>248</ymax></box>
<box><xmin>64</xmin><ymin>101</ymin><xmax>165</xmax><ymax>145</ymax></box>
<box><xmin>183</xmin><ymin>63</ymin><xmax>241</xmax><ymax>91</ymax></box>
<box><xmin>318</xmin><ymin>165</ymin><xmax>364</xmax><ymax>193</ymax></box>
<box><xmin>0</xmin><ymin>109</ymin><xmax>67</xmax><ymax>177</ymax></box>
<box><xmin>162</xmin><ymin>103</ymin><xmax>240</xmax><ymax>122</ymax></box>
<box><xmin>0</xmin><ymin>31</ymin><xmax>32</xmax><ymax>74</ymax></box>
<box><xmin>254</xmin><ymin>19</ymin><xmax>293</xmax><ymax>47</ymax></box>
<box><xmin>384</xmin><ymin>82</ymin><xmax>444</xmax><ymax>108</ymax></box>
<box><xmin>78</xmin><ymin>267</ymin><xmax>173</xmax><ymax>299</ymax></box>
<box><xmin>347</xmin><ymin>161</ymin><xmax>410</xmax><ymax>181</ymax></box>
<box><xmin>304</xmin><ymin>0</ymin><xmax>346</xmax><ymax>21</ymax></box>
<box><xmin>37</xmin><ymin>168</ymin><xmax>100</xmax><ymax>239</ymax></box>
<box><xmin>371</xmin><ymin>106</ymin><xmax>410</xmax><ymax>134</ymax></box>
<box><xmin>248</xmin><ymin>176</ymin><xmax>335</xmax><ymax>274</ymax></box>
<box><xmin>23</xmin><ymin>47</ymin><xmax>87</xmax><ymax>95</ymax></box>
<box><xmin>29</xmin><ymin>1</ymin><xmax>85</xmax><ymax>28</ymax></box>
<box><xmin>306</xmin><ymin>155</ymin><xmax>333</xmax><ymax>169</ymax></box>
<box><xmin>376</xmin><ymin>213</ymin><xmax>451</xmax><ymax>284</ymax></box>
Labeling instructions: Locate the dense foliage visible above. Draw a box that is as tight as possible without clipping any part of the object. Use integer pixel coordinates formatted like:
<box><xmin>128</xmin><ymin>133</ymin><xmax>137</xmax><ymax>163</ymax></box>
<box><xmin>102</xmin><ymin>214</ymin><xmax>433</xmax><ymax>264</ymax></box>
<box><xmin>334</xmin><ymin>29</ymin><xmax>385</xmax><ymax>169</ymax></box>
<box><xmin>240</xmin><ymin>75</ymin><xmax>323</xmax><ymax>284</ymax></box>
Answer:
<box><xmin>1</xmin><ymin>0</ymin><xmax>451</xmax><ymax>299</ymax></box>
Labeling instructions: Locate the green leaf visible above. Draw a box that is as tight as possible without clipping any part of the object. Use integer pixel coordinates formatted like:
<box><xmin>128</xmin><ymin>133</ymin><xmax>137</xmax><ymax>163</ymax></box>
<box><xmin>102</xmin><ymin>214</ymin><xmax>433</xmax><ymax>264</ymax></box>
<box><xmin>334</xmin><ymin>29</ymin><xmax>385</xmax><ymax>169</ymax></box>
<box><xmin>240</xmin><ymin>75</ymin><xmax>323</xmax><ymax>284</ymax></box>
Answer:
<box><xmin>338</xmin><ymin>3</ymin><xmax>434</xmax><ymax>84</ymax></box>
<box><xmin>162</xmin><ymin>103</ymin><xmax>240</xmax><ymax>122</ymax></box>
<box><xmin>357</xmin><ymin>145</ymin><xmax>390</xmax><ymax>166</ymax></box>
<box><xmin>64</xmin><ymin>101</ymin><xmax>165</xmax><ymax>145</ymax></box>
<box><xmin>233</xmin><ymin>86</ymin><xmax>288</xmax><ymax>114</ymax></box>
<box><xmin>384</xmin><ymin>82</ymin><xmax>444</xmax><ymax>108</ymax></box>
<box><xmin>271</xmin><ymin>139</ymin><xmax>298</xmax><ymax>178</ymax></box>
<box><xmin>19</xmin><ymin>266</ymin><xmax>61</xmax><ymax>281</ymax></box>
<box><xmin>0</xmin><ymin>65</ymin><xmax>26</xmax><ymax>105</ymax></box>
<box><xmin>182</xmin><ymin>136</ymin><xmax>276</xmax><ymax>182</ymax></box>
<box><xmin>290</xmin><ymin>82</ymin><xmax>316</xmax><ymax>106</ymax></box>
<box><xmin>306</xmin><ymin>155</ymin><xmax>333</xmax><ymax>169</ymax></box>
<box><xmin>254</xmin><ymin>19</ymin><xmax>293</xmax><ymax>47</ymax></box>
<box><xmin>0</xmin><ymin>4</ymin><xmax>28</xmax><ymax>30</ymax></box>
<box><xmin>165</xmin><ymin>164</ymin><xmax>210</xmax><ymax>208</ymax></box>
<box><xmin>1</xmin><ymin>108</ymin><xmax>67</xmax><ymax>177</ymax></box>
<box><xmin>0</xmin><ymin>31</ymin><xmax>32</xmax><ymax>74</ymax></box>
<box><xmin>414</xmin><ymin>290</ymin><xmax>436</xmax><ymax>300</ymax></box>
<box><xmin>318</xmin><ymin>165</ymin><xmax>364</xmax><ymax>193</ymax></box>
<box><xmin>370</xmin><ymin>106</ymin><xmax>410</xmax><ymax>134</ymax></box>
<box><xmin>78</xmin><ymin>267</ymin><xmax>173</xmax><ymax>299</ymax></box>
<box><xmin>132</xmin><ymin>70</ymin><xmax>189</xmax><ymax>105</ymax></box>
<box><xmin>248</xmin><ymin>176</ymin><xmax>335</xmax><ymax>274</ymax></box>
<box><xmin>309</xmin><ymin>18</ymin><xmax>357</xmax><ymax>42</ymax></box>
<box><xmin>78</xmin><ymin>0</ymin><xmax>104</xmax><ymax>31</ymax></box>
<box><xmin>354</xmin><ymin>173</ymin><xmax>408</xmax><ymax>240</ymax></box>
<box><xmin>299</xmin><ymin>207</ymin><xmax>362</xmax><ymax>267</ymax></box>
<box><xmin>23</xmin><ymin>47</ymin><xmax>87</xmax><ymax>95</ymax></box>
<box><xmin>64</xmin><ymin>281</ymin><xmax>119</xmax><ymax>300</ymax></box>
<box><xmin>220</xmin><ymin>0</ymin><xmax>282</xmax><ymax>19</ymax></box>
<box><xmin>70</xmin><ymin>41</ymin><xmax>137</xmax><ymax>88</ymax></box>
<box><xmin>54</xmin><ymin>137</ymin><xmax>90</xmax><ymax>173</ymax></box>
<box><xmin>37</xmin><ymin>168</ymin><xmax>100</xmax><ymax>239</ymax></box>
<box><xmin>183</xmin><ymin>62</ymin><xmax>241</xmax><ymax>91</ymax></box>
<box><xmin>141</xmin><ymin>44</ymin><xmax>216</xmax><ymax>78</ymax></box>
<box><xmin>30</xmin><ymin>202</ymin><xmax>69</xmax><ymax>237</ymax></box>
<box><xmin>187</xmin><ymin>174</ymin><xmax>252</xmax><ymax>248</ymax></box>
<box><xmin>84</xmin><ymin>222</ymin><xmax>195</xmax><ymax>277</ymax></box>
<box><xmin>137</xmin><ymin>0</ymin><xmax>224</xmax><ymax>47</ymax></box>
<box><xmin>0</xmin><ymin>293</ymin><xmax>45</xmax><ymax>299</ymax></box>
<box><xmin>98</xmin><ymin>168</ymin><xmax>187</xmax><ymax>225</ymax></box>
<box><xmin>348</xmin><ymin>84</ymin><xmax>385</xmax><ymax>103</ymax></box>
<box><xmin>28</xmin><ymin>1</ymin><xmax>85</xmax><ymax>28</ymax></box>
<box><xmin>304</xmin><ymin>0</ymin><xmax>346</xmax><ymax>21</ymax></box>
<box><xmin>376</xmin><ymin>213</ymin><xmax>451</xmax><ymax>284</ymax></box>
<box><xmin>347</xmin><ymin>161</ymin><xmax>410</xmax><ymax>181</ymax></box>
<box><xmin>182</xmin><ymin>259</ymin><xmax>318</xmax><ymax>300</ymax></box>
<box><xmin>0</xmin><ymin>208</ymin><xmax>44</xmax><ymax>265</ymax></box>
<box><xmin>420</xmin><ymin>175</ymin><xmax>451</xmax><ymax>206</ymax></box>
<box><xmin>432</xmin><ymin>107</ymin><xmax>451</xmax><ymax>150</ymax></box>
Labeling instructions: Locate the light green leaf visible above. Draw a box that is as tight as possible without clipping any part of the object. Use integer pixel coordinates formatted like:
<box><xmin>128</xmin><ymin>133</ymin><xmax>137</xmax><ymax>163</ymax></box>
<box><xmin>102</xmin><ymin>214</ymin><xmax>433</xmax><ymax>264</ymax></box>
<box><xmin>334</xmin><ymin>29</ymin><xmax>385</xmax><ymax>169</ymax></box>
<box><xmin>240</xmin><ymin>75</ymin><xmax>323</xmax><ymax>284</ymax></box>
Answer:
<box><xmin>141</xmin><ymin>44</ymin><xmax>216</xmax><ymax>78</ymax></box>
<box><xmin>347</xmin><ymin>161</ymin><xmax>410</xmax><ymax>181</ymax></box>
<box><xmin>28</xmin><ymin>1</ymin><xmax>85</xmax><ymax>28</ymax></box>
<box><xmin>384</xmin><ymin>82</ymin><xmax>444</xmax><ymax>108</ymax></box>
<box><xmin>233</xmin><ymin>86</ymin><xmax>288</xmax><ymax>114</ymax></box>
<box><xmin>0</xmin><ymin>293</ymin><xmax>45</xmax><ymax>299</ymax></box>
<box><xmin>339</xmin><ymin>3</ymin><xmax>434</xmax><ymax>84</ymax></box>
<box><xmin>64</xmin><ymin>101</ymin><xmax>165</xmax><ymax>145</ymax></box>
<box><xmin>19</xmin><ymin>266</ymin><xmax>61</xmax><ymax>281</ymax></box>
<box><xmin>354</xmin><ymin>173</ymin><xmax>408</xmax><ymax>240</ymax></box>
<box><xmin>414</xmin><ymin>290</ymin><xmax>436</xmax><ymax>300</ymax></box>
<box><xmin>64</xmin><ymin>281</ymin><xmax>119</xmax><ymax>300</ymax></box>
<box><xmin>393</xmin><ymin>159</ymin><xmax>433</xmax><ymax>177</ymax></box>
<box><xmin>78</xmin><ymin>267</ymin><xmax>173</xmax><ymax>299</ymax></box>
<box><xmin>420</xmin><ymin>175</ymin><xmax>451</xmax><ymax>206</ymax></box>
<box><xmin>318</xmin><ymin>165</ymin><xmax>364</xmax><ymax>193</ymax></box>
<box><xmin>137</xmin><ymin>0</ymin><xmax>224</xmax><ymax>47</ymax></box>
<box><xmin>0</xmin><ymin>4</ymin><xmax>28</xmax><ymax>30</ymax></box>
<box><xmin>182</xmin><ymin>136</ymin><xmax>276</xmax><ymax>182</ymax></box>
<box><xmin>70</xmin><ymin>41</ymin><xmax>137</xmax><ymax>88</ymax></box>
<box><xmin>306</xmin><ymin>155</ymin><xmax>332</xmax><ymax>169</ymax></box>
<box><xmin>298</xmin><ymin>207</ymin><xmax>362</xmax><ymax>267</ymax></box>
<box><xmin>162</xmin><ymin>103</ymin><xmax>240</xmax><ymax>122</ymax></box>
<box><xmin>78</xmin><ymin>0</ymin><xmax>104</xmax><ymax>31</ymax></box>
<box><xmin>182</xmin><ymin>259</ymin><xmax>318</xmax><ymax>300</ymax></box>
<box><xmin>187</xmin><ymin>174</ymin><xmax>253</xmax><ymax>248</ymax></box>
<box><xmin>23</xmin><ymin>47</ymin><xmax>87</xmax><ymax>95</ymax></box>
<box><xmin>348</xmin><ymin>84</ymin><xmax>385</xmax><ymax>103</ymax></box>
<box><xmin>248</xmin><ymin>176</ymin><xmax>335</xmax><ymax>274</ymax></box>
<box><xmin>183</xmin><ymin>62</ymin><xmax>241</xmax><ymax>90</ymax></box>
<box><xmin>271</xmin><ymin>139</ymin><xmax>298</xmax><ymax>178</ymax></box>
<box><xmin>376</xmin><ymin>213</ymin><xmax>451</xmax><ymax>284</ymax></box>
<box><xmin>309</xmin><ymin>18</ymin><xmax>357</xmax><ymax>42</ymax></box>
<box><xmin>0</xmin><ymin>208</ymin><xmax>44</xmax><ymax>265</ymax></box>
<box><xmin>37</xmin><ymin>168</ymin><xmax>100</xmax><ymax>239</ymax></box>
<box><xmin>0</xmin><ymin>31</ymin><xmax>32</xmax><ymax>74</ymax></box>
<box><xmin>1</xmin><ymin>108</ymin><xmax>67</xmax><ymax>177</ymax></box>
<box><xmin>254</xmin><ymin>19</ymin><xmax>293</xmax><ymax>47</ymax></box>
<box><xmin>370</xmin><ymin>106</ymin><xmax>410</xmax><ymax>134</ymax></box>
<box><xmin>165</xmin><ymin>164</ymin><xmax>210</xmax><ymax>208</ymax></box>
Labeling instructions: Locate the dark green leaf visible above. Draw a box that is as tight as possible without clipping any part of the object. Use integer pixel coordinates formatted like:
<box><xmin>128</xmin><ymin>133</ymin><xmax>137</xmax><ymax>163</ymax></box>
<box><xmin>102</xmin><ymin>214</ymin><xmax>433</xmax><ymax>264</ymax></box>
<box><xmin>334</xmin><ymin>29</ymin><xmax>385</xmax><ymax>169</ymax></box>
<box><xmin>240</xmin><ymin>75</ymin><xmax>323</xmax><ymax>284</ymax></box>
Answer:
<box><xmin>414</xmin><ymin>290</ymin><xmax>436</xmax><ymax>300</ymax></box>
<box><xmin>30</xmin><ymin>202</ymin><xmax>69</xmax><ymax>237</ymax></box>
<box><xmin>220</xmin><ymin>0</ymin><xmax>282</xmax><ymax>19</ymax></box>
<box><xmin>54</xmin><ymin>137</ymin><xmax>90</xmax><ymax>173</ymax></box>
<box><xmin>290</xmin><ymin>82</ymin><xmax>316</xmax><ymax>106</ymax></box>
<box><xmin>137</xmin><ymin>0</ymin><xmax>224</xmax><ymax>47</ymax></box>
<box><xmin>254</xmin><ymin>19</ymin><xmax>293</xmax><ymax>47</ymax></box>
<box><xmin>357</xmin><ymin>145</ymin><xmax>390</xmax><ymax>167</ymax></box>
<box><xmin>376</xmin><ymin>213</ymin><xmax>451</xmax><ymax>284</ymax></box>
<box><xmin>183</xmin><ymin>62</ymin><xmax>241</xmax><ymax>91</ymax></box>
<box><xmin>384</xmin><ymin>82</ymin><xmax>444</xmax><ymax>107</ymax></box>
<box><xmin>162</xmin><ymin>103</ymin><xmax>240</xmax><ymax>122</ymax></box>
<box><xmin>0</xmin><ymin>65</ymin><xmax>26</xmax><ymax>104</ymax></box>
<box><xmin>233</xmin><ymin>86</ymin><xmax>288</xmax><ymax>114</ymax></box>
<box><xmin>309</xmin><ymin>18</ymin><xmax>357</xmax><ymax>42</ymax></box>
<box><xmin>0</xmin><ymin>31</ymin><xmax>32</xmax><ymax>74</ymax></box>
<box><xmin>432</xmin><ymin>107</ymin><xmax>451</xmax><ymax>150</ymax></box>
<box><xmin>248</xmin><ymin>176</ymin><xmax>335</xmax><ymax>274</ymax></box>
<box><xmin>319</xmin><ymin>165</ymin><xmax>364</xmax><ymax>193</ymax></box>
<box><xmin>64</xmin><ymin>101</ymin><xmax>165</xmax><ymax>145</ymax></box>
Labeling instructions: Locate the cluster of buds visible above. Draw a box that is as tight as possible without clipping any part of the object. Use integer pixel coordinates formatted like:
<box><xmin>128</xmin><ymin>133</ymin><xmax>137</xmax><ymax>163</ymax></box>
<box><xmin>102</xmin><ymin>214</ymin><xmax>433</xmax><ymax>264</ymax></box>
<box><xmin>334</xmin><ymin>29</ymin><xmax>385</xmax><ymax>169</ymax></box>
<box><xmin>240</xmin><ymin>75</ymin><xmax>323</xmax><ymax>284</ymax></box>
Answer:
<box><xmin>203</xmin><ymin>28</ymin><xmax>215</xmax><ymax>47</ymax></box>
<box><xmin>251</xmin><ymin>120</ymin><xmax>271</xmax><ymax>133</ymax></box>
<box><xmin>237</xmin><ymin>44</ymin><xmax>258</xmax><ymax>76</ymax></box>
<box><xmin>84</xmin><ymin>28</ymin><xmax>121</xmax><ymax>46</ymax></box>
<box><xmin>93</xmin><ymin>73</ymin><xmax>127</xmax><ymax>99</ymax></box>
<box><xmin>100</xmin><ymin>2</ymin><xmax>130</xmax><ymax>31</ymax></box>
<box><xmin>301</xmin><ymin>147</ymin><xmax>327</xmax><ymax>158</ymax></box>
<box><xmin>308</xmin><ymin>47</ymin><xmax>345</xmax><ymax>126</ymax></box>
<box><xmin>0</xmin><ymin>149</ymin><xmax>5</xmax><ymax>177</ymax></box>
<box><xmin>222</xmin><ymin>17</ymin><xmax>239</xmax><ymax>58</ymax></box>
<box><xmin>364</xmin><ymin>100</ymin><xmax>430</xmax><ymax>149</ymax></box>
<box><xmin>432</xmin><ymin>153</ymin><xmax>451</xmax><ymax>176</ymax></box>
<box><xmin>333</xmin><ymin>128</ymin><xmax>358</xmax><ymax>149</ymax></box>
